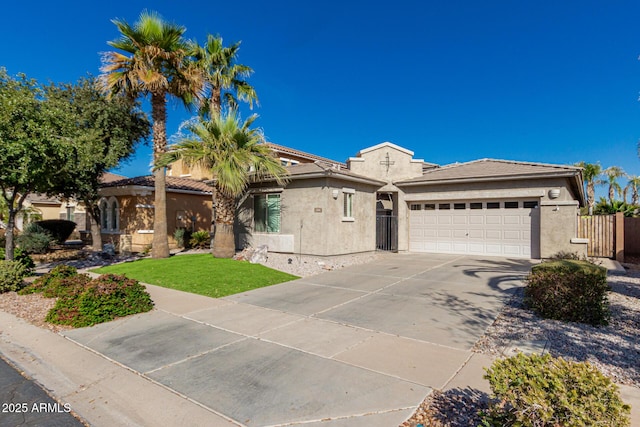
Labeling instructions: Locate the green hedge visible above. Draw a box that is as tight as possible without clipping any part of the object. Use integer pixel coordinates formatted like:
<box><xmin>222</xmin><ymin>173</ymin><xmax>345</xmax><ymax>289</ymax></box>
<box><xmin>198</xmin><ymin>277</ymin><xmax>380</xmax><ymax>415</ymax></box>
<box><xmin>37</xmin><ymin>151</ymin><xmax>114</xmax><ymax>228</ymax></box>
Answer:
<box><xmin>482</xmin><ymin>353</ymin><xmax>630</xmax><ymax>426</ymax></box>
<box><xmin>0</xmin><ymin>261</ymin><xmax>28</xmax><ymax>293</ymax></box>
<box><xmin>525</xmin><ymin>260</ymin><xmax>610</xmax><ymax>326</ymax></box>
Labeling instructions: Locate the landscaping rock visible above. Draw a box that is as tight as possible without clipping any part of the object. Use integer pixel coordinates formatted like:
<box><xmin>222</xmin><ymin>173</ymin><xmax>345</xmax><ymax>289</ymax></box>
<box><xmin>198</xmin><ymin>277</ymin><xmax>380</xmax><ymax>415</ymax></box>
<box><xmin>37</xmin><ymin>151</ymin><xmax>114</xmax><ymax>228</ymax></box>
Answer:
<box><xmin>249</xmin><ymin>245</ymin><xmax>268</xmax><ymax>264</ymax></box>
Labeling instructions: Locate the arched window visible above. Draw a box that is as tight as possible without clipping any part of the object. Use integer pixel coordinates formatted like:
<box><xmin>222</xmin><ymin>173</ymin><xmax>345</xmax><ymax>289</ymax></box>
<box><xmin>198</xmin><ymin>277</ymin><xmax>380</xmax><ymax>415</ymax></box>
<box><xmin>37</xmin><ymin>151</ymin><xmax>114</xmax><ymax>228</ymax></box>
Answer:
<box><xmin>99</xmin><ymin>199</ymin><xmax>109</xmax><ymax>230</ymax></box>
<box><xmin>98</xmin><ymin>197</ymin><xmax>119</xmax><ymax>232</ymax></box>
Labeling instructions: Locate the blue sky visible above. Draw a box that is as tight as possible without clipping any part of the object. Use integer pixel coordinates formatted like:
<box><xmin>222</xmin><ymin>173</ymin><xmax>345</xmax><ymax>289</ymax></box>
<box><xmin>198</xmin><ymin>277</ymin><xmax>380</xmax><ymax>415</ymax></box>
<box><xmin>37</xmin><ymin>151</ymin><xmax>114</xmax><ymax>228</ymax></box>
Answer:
<box><xmin>2</xmin><ymin>1</ymin><xmax>640</xmax><ymax>200</ymax></box>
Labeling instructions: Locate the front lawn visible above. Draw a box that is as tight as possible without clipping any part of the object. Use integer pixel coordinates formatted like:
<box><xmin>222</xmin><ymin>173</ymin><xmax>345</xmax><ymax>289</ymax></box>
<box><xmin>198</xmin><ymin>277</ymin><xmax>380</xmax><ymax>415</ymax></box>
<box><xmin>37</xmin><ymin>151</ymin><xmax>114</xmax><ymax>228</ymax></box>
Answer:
<box><xmin>92</xmin><ymin>254</ymin><xmax>298</xmax><ymax>298</ymax></box>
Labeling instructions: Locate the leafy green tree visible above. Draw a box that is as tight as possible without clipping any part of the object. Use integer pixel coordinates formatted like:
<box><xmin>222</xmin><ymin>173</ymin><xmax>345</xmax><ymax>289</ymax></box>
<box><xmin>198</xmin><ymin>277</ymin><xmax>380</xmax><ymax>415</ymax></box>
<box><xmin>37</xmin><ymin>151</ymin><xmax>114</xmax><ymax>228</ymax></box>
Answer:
<box><xmin>0</xmin><ymin>69</ymin><xmax>67</xmax><ymax>260</ymax></box>
<box><xmin>603</xmin><ymin>166</ymin><xmax>625</xmax><ymax>204</ymax></box>
<box><xmin>100</xmin><ymin>10</ymin><xmax>203</xmax><ymax>258</ymax></box>
<box><xmin>190</xmin><ymin>34</ymin><xmax>258</xmax><ymax>118</ymax></box>
<box><xmin>45</xmin><ymin>77</ymin><xmax>150</xmax><ymax>251</ymax></box>
<box><xmin>157</xmin><ymin>113</ymin><xmax>288</xmax><ymax>258</ymax></box>
<box><xmin>576</xmin><ymin>161</ymin><xmax>603</xmax><ymax>215</ymax></box>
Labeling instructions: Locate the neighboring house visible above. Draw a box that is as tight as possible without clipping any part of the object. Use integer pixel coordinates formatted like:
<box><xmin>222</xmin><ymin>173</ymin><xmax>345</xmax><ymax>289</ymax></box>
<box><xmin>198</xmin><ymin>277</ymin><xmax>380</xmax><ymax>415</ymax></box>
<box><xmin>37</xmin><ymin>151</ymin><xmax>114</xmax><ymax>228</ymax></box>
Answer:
<box><xmin>238</xmin><ymin>142</ymin><xmax>586</xmax><ymax>259</ymax></box>
<box><xmin>97</xmin><ymin>175</ymin><xmax>213</xmax><ymax>253</ymax></box>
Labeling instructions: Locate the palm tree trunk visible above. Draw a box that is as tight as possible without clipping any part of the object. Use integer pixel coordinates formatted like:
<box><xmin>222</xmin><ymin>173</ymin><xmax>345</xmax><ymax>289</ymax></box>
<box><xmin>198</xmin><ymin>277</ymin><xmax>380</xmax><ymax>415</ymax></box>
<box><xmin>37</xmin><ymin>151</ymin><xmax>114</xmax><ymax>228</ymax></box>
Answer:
<box><xmin>151</xmin><ymin>92</ymin><xmax>170</xmax><ymax>258</ymax></box>
<box><xmin>587</xmin><ymin>183</ymin><xmax>595</xmax><ymax>215</ymax></box>
<box><xmin>210</xmin><ymin>87</ymin><xmax>221</xmax><ymax>118</ymax></box>
<box><xmin>86</xmin><ymin>203</ymin><xmax>103</xmax><ymax>252</ymax></box>
<box><xmin>212</xmin><ymin>187</ymin><xmax>236</xmax><ymax>258</ymax></box>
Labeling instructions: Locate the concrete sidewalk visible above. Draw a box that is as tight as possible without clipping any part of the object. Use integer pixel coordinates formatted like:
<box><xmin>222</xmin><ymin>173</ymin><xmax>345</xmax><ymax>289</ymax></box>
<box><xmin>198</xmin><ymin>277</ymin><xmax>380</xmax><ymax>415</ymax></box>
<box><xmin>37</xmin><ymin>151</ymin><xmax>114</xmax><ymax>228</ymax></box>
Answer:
<box><xmin>0</xmin><ymin>254</ymin><xmax>637</xmax><ymax>426</ymax></box>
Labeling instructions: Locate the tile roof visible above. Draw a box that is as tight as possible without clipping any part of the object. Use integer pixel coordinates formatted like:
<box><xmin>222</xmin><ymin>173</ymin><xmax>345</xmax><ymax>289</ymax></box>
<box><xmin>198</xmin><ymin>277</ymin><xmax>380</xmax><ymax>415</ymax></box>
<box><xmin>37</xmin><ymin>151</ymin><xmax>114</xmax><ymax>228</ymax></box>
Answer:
<box><xmin>265</xmin><ymin>142</ymin><xmax>347</xmax><ymax>167</ymax></box>
<box><xmin>284</xmin><ymin>162</ymin><xmax>385</xmax><ymax>186</ymax></box>
<box><xmin>100</xmin><ymin>172</ymin><xmax>128</xmax><ymax>184</ymax></box>
<box><xmin>396</xmin><ymin>159</ymin><xmax>581</xmax><ymax>185</ymax></box>
<box><xmin>101</xmin><ymin>175</ymin><xmax>212</xmax><ymax>194</ymax></box>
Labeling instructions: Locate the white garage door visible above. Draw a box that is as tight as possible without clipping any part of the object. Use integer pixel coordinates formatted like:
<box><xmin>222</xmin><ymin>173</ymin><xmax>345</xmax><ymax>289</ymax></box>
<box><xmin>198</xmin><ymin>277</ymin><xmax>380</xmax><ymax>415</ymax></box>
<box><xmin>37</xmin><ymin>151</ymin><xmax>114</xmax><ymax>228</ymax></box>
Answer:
<box><xmin>409</xmin><ymin>200</ymin><xmax>540</xmax><ymax>258</ymax></box>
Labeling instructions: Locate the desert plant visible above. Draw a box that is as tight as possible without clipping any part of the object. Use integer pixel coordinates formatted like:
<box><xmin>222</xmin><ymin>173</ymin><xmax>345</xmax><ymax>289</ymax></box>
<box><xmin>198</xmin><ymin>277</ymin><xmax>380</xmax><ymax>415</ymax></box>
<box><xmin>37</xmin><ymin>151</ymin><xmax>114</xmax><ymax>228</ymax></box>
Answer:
<box><xmin>16</xmin><ymin>223</ymin><xmax>54</xmax><ymax>254</ymax></box>
<box><xmin>46</xmin><ymin>273</ymin><xmax>154</xmax><ymax>327</ymax></box>
<box><xmin>525</xmin><ymin>260</ymin><xmax>610</xmax><ymax>326</ymax></box>
<box><xmin>482</xmin><ymin>353</ymin><xmax>630</xmax><ymax>426</ymax></box>
<box><xmin>34</xmin><ymin>219</ymin><xmax>76</xmax><ymax>244</ymax></box>
<box><xmin>0</xmin><ymin>247</ymin><xmax>35</xmax><ymax>275</ymax></box>
<box><xmin>0</xmin><ymin>260</ymin><xmax>27</xmax><ymax>293</ymax></box>
<box><xmin>173</xmin><ymin>228</ymin><xmax>193</xmax><ymax>249</ymax></box>
<box><xmin>189</xmin><ymin>230</ymin><xmax>210</xmax><ymax>249</ymax></box>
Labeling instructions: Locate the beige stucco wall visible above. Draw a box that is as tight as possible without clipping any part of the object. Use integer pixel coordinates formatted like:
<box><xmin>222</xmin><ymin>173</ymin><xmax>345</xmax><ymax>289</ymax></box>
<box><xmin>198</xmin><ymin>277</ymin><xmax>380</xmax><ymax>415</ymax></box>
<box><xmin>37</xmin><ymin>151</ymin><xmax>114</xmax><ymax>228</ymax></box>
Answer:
<box><xmin>167</xmin><ymin>159</ymin><xmax>212</xmax><ymax>181</ymax></box>
<box><xmin>95</xmin><ymin>192</ymin><xmax>212</xmax><ymax>253</ymax></box>
<box><xmin>239</xmin><ymin>177</ymin><xmax>378</xmax><ymax>256</ymax></box>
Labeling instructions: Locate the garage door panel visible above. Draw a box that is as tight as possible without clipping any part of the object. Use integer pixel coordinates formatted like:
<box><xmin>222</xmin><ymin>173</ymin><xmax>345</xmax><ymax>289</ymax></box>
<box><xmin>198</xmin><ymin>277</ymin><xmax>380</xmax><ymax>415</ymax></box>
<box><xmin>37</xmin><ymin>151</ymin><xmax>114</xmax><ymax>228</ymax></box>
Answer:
<box><xmin>485</xmin><ymin>230</ymin><xmax>501</xmax><ymax>239</ymax></box>
<box><xmin>503</xmin><ymin>230</ymin><xmax>520</xmax><ymax>240</ymax></box>
<box><xmin>409</xmin><ymin>200</ymin><xmax>538</xmax><ymax>259</ymax></box>
<box><xmin>469</xmin><ymin>216</ymin><xmax>484</xmax><ymax>225</ymax></box>
<box><xmin>486</xmin><ymin>215</ymin><xmax>501</xmax><ymax>225</ymax></box>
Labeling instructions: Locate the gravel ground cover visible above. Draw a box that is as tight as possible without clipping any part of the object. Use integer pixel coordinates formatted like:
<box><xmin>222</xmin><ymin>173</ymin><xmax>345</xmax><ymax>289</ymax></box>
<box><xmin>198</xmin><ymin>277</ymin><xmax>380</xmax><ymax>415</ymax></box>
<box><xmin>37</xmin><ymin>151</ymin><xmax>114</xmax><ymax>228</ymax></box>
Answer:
<box><xmin>402</xmin><ymin>267</ymin><xmax>640</xmax><ymax>427</ymax></box>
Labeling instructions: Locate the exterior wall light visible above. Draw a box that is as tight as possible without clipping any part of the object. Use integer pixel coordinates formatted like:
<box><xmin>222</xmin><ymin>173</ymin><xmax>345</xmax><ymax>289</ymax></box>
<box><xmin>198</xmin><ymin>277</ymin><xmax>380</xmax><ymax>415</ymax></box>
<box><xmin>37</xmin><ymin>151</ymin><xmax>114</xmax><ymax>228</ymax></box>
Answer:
<box><xmin>332</xmin><ymin>189</ymin><xmax>339</xmax><ymax>199</ymax></box>
<box><xmin>548</xmin><ymin>189</ymin><xmax>561</xmax><ymax>199</ymax></box>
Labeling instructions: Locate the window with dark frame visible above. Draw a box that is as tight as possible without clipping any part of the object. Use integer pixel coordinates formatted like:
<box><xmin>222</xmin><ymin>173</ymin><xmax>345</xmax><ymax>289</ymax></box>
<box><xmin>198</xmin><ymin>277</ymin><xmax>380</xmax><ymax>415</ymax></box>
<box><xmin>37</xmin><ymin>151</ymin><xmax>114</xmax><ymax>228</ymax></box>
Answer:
<box><xmin>470</xmin><ymin>202</ymin><xmax>483</xmax><ymax>209</ymax></box>
<box><xmin>487</xmin><ymin>202</ymin><xmax>500</xmax><ymax>209</ymax></box>
<box><xmin>454</xmin><ymin>203</ymin><xmax>466</xmax><ymax>210</ymax></box>
<box><xmin>424</xmin><ymin>203</ymin><xmax>436</xmax><ymax>210</ymax></box>
<box><xmin>523</xmin><ymin>201</ymin><xmax>539</xmax><ymax>208</ymax></box>
<box><xmin>505</xmin><ymin>201</ymin><xmax>519</xmax><ymax>209</ymax></box>
<box><xmin>439</xmin><ymin>203</ymin><xmax>451</xmax><ymax>210</ymax></box>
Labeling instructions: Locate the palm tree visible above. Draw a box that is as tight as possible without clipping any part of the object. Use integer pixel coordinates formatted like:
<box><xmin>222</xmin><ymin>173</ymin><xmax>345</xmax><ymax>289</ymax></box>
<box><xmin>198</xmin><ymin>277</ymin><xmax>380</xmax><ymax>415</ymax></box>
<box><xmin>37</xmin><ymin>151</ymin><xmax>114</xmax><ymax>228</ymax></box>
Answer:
<box><xmin>626</xmin><ymin>175</ymin><xmax>640</xmax><ymax>206</ymax></box>
<box><xmin>576</xmin><ymin>161</ymin><xmax>603</xmax><ymax>215</ymax></box>
<box><xmin>190</xmin><ymin>35</ymin><xmax>258</xmax><ymax>118</ymax></box>
<box><xmin>99</xmin><ymin>11</ymin><xmax>203</xmax><ymax>258</ymax></box>
<box><xmin>603</xmin><ymin>166</ymin><xmax>625</xmax><ymax>204</ymax></box>
<box><xmin>157</xmin><ymin>113</ymin><xmax>288</xmax><ymax>258</ymax></box>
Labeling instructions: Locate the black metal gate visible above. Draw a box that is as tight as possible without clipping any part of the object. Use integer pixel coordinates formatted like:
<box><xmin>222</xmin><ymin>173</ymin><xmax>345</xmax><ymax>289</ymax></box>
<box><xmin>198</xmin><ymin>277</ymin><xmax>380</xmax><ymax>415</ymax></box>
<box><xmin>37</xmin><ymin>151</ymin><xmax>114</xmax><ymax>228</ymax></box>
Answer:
<box><xmin>376</xmin><ymin>215</ymin><xmax>398</xmax><ymax>252</ymax></box>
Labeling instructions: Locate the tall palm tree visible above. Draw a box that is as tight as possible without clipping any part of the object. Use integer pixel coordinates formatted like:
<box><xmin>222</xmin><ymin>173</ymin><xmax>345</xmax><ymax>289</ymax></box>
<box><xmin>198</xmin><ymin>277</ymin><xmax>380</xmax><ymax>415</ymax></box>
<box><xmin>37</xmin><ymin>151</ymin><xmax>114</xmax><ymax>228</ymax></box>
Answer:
<box><xmin>157</xmin><ymin>113</ymin><xmax>288</xmax><ymax>258</ymax></box>
<box><xmin>190</xmin><ymin>35</ymin><xmax>258</xmax><ymax>118</ymax></box>
<box><xmin>99</xmin><ymin>11</ymin><xmax>202</xmax><ymax>258</ymax></box>
<box><xmin>626</xmin><ymin>175</ymin><xmax>640</xmax><ymax>206</ymax></box>
<box><xmin>576</xmin><ymin>161</ymin><xmax>603</xmax><ymax>215</ymax></box>
<box><xmin>603</xmin><ymin>166</ymin><xmax>625</xmax><ymax>204</ymax></box>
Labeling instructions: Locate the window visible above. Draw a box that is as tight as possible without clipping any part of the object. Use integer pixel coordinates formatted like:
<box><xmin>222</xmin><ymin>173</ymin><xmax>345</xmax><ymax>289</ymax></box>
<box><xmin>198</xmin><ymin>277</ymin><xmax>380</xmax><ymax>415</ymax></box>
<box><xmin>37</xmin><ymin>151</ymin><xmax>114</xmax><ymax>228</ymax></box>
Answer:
<box><xmin>410</xmin><ymin>204</ymin><xmax>422</xmax><ymax>211</ymax></box>
<box><xmin>487</xmin><ymin>202</ymin><xmax>500</xmax><ymax>209</ymax></box>
<box><xmin>66</xmin><ymin>206</ymin><xmax>75</xmax><ymax>222</ymax></box>
<box><xmin>505</xmin><ymin>201</ymin><xmax>519</xmax><ymax>209</ymax></box>
<box><xmin>454</xmin><ymin>203</ymin><xmax>466</xmax><ymax>210</ymax></box>
<box><xmin>98</xmin><ymin>197</ymin><xmax>119</xmax><ymax>232</ymax></box>
<box><xmin>424</xmin><ymin>204</ymin><xmax>436</xmax><ymax>210</ymax></box>
<box><xmin>438</xmin><ymin>203</ymin><xmax>450</xmax><ymax>210</ymax></box>
<box><xmin>470</xmin><ymin>202</ymin><xmax>483</xmax><ymax>209</ymax></box>
<box><xmin>344</xmin><ymin>193</ymin><xmax>354</xmax><ymax>218</ymax></box>
<box><xmin>523</xmin><ymin>201</ymin><xmax>539</xmax><ymax>208</ymax></box>
<box><xmin>254</xmin><ymin>194</ymin><xmax>281</xmax><ymax>233</ymax></box>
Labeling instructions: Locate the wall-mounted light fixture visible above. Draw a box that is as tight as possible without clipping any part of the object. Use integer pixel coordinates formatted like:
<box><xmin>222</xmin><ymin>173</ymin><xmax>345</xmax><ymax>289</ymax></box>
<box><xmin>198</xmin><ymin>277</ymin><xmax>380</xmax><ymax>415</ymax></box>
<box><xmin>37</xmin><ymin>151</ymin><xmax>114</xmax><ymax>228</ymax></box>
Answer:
<box><xmin>548</xmin><ymin>189</ymin><xmax>561</xmax><ymax>199</ymax></box>
<box><xmin>332</xmin><ymin>189</ymin><xmax>339</xmax><ymax>199</ymax></box>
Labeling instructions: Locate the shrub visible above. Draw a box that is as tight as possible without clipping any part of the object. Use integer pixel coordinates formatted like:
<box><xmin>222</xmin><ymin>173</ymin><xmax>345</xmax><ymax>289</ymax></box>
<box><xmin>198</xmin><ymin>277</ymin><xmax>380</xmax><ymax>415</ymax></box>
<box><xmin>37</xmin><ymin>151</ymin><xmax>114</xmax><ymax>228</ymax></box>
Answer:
<box><xmin>189</xmin><ymin>230</ymin><xmax>210</xmax><ymax>249</ymax></box>
<box><xmin>0</xmin><ymin>260</ymin><xmax>27</xmax><ymax>293</ymax></box>
<box><xmin>19</xmin><ymin>264</ymin><xmax>79</xmax><ymax>295</ymax></box>
<box><xmin>16</xmin><ymin>223</ymin><xmax>54</xmax><ymax>254</ymax></box>
<box><xmin>482</xmin><ymin>353</ymin><xmax>631</xmax><ymax>427</ymax></box>
<box><xmin>525</xmin><ymin>260</ymin><xmax>610</xmax><ymax>326</ymax></box>
<box><xmin>547</xmin><ymin>250</ymin><xmax>585</xmax><ymax>261</ymax></box>
<box><xmin>46</xmin><ymin>274</ymin><xmax>154</xmax><ymax>327</ymax></box>
<box><xmin>0</xmin><ymin>247</ymin><xmax>35</xmax><ymax>275</ymax></box>
<box><xmin>34</xmin><ymin>219</ymin><xmax>76</xmax><ymax>244</ymax></box>
<box><xmin>174</xmin><ymin>228</ymin><xmax>192</xmax><ymax>248</ymax></box>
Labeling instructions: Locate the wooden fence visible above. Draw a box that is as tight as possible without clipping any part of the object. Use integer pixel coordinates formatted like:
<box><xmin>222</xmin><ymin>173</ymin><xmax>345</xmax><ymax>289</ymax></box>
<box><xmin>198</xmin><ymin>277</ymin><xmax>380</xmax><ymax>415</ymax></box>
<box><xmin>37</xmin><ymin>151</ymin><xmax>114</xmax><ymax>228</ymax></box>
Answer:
<box><xmin>577</xmin><ymin>214</ymin><xmax>615</xmax><ymax>258</ymax></box>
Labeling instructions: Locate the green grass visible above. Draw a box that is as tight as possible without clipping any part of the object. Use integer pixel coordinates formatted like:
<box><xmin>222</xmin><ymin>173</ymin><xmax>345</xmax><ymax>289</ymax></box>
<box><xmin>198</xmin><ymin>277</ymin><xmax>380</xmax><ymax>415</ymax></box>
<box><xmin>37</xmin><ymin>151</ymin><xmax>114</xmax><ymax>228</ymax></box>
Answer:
<box><xmin>91</xmin><ymin>254</ymin><xmax>298</xmax><ymax>298</ymax></box>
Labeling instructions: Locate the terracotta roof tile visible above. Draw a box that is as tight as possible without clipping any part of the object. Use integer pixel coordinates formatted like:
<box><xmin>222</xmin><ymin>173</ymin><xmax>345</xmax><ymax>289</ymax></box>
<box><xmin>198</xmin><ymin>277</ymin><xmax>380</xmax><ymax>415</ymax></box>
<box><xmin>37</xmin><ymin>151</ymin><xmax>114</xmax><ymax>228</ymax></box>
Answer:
<box><xmin>396</xmin><ymin>159</ymin><xmax>581</xmax><ymax>184</ymax></box>
<box><xmin>101</xmin><ymin>175</ymin><xmax>212</xmax><ymax>194</ymax></box>
<box><xmin>265</xmin><ymin>142</ymin><xmax>346</xmax><ymax>167</ymax></box>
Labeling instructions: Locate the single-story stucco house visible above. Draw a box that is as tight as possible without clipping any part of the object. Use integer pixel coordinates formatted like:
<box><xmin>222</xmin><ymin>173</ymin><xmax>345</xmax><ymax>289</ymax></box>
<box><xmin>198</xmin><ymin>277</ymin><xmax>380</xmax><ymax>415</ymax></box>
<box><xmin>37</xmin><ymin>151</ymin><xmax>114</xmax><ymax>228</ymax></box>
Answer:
<box><xmin>238</xmin><ymin>142</ymin><xmax>586</xmax><ymax>259</ymax></box>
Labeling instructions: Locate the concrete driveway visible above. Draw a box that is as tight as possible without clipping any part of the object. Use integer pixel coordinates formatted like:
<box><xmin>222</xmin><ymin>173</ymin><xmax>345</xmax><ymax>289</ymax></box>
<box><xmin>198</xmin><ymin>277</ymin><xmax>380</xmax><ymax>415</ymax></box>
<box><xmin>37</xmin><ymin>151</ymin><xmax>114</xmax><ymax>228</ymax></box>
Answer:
<box><xmin>62</xmin><ymin>253</ymin><xmax>532</xmax><ymax>427</ymax></box>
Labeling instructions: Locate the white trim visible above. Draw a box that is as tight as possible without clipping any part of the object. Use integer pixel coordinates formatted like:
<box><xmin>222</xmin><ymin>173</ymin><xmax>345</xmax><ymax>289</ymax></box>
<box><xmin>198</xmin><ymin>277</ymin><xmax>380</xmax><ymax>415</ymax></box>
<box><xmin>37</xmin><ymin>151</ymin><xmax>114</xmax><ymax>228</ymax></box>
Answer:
<box><xmin>135</xmin><ymin>204</ymin><xmax>154</xmax><ymax>209</ymax></box>
<box><xmin>137</xmin><ymin>230</ymin><xmax>154</xmax><ymax>234</ymax></box>
<box><xmin>342</xmin><ymin>187</ymin><xmax>355</xmax><ymax>194</ymax></box>
<box><xmin>250</xmin><ymin>187</ymin><xmax>284</xmax><ymax>194</ymax></box>
<box><xmin>571</xmin><ymin>238</ymin><xmax>589</xmax><ymax>244</ymax></box>
<box><xmin>404</xmin><ymin>189</ymin><xmax>545</xmax><ymax>201</ymax></box>
<box><xmin>342</xmin><ymin>217</ymin><xmax>355</xmax><ymax>222</ymax></box>
<box><xmin>357</xmin><ymin>142</ymin><xmax>414</xmax><ymax>157</ymax></box>
<box><xmin>347</xmin><ymin>157</ymin><xmax>365</xmax><ymax>163</ymax></box>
